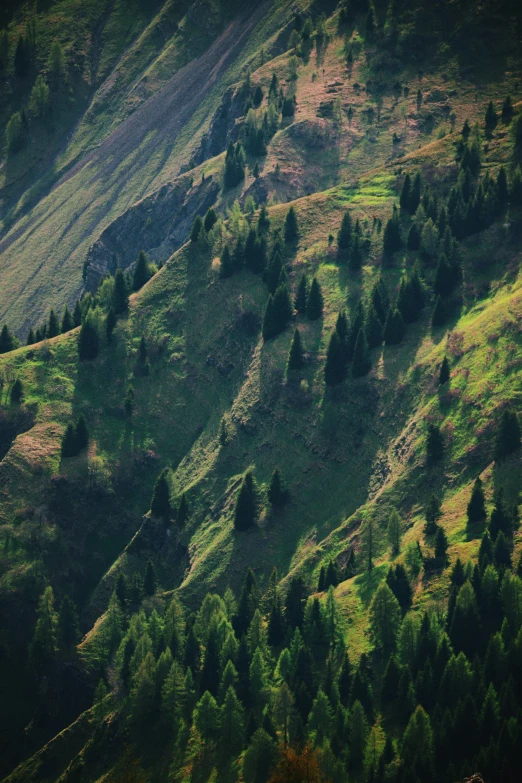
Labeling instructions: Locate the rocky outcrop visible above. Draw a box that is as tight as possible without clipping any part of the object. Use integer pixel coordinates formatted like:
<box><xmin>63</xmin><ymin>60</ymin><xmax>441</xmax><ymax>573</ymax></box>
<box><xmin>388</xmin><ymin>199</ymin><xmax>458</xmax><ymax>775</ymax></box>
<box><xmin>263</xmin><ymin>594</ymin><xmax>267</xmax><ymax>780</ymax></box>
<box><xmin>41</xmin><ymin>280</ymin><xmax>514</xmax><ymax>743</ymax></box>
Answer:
<box><xmin>84</xmin><ymin>172</ymin><xmax>220</xmax><ymax>290</ymax></box>
<box><xmin>192</xmin><ymin>84</ymin><xmax>245</xmax><ymax>167</ymax></box>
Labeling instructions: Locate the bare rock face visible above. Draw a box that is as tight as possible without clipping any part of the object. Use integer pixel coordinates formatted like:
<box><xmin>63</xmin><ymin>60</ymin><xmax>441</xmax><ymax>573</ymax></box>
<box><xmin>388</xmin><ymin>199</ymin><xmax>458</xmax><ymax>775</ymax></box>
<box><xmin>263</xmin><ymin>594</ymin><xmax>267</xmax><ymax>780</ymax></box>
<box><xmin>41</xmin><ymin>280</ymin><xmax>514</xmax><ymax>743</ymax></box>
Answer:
<box><xmin>84</xmin><ymin>173</ymin><xmax>220</xmax><ymax>290</ymax></box>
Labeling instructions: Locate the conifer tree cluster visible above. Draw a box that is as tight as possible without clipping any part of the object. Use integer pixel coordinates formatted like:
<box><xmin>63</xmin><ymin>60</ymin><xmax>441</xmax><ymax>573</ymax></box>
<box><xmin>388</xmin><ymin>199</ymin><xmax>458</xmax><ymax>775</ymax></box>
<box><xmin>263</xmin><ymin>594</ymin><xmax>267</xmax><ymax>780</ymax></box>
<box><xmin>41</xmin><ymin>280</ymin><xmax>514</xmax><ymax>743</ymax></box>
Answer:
<box><xmin>224</xmin><ymin>142</ymin><xmax>246</xmax><ymax>188</ymax></box>
<box><xmin>61</xmin><ymin>415</ymin><xmax>89</xmax><ymax>458</ymax></box>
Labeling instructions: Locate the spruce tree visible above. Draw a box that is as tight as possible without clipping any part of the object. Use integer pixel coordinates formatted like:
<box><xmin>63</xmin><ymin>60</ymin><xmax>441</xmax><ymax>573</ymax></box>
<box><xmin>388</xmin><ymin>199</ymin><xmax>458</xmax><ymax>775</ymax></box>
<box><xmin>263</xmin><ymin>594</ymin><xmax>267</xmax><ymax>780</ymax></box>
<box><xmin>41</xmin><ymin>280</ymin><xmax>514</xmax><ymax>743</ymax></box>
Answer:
<box><xmin>61</xmin><ymin>306</ymin><xmax>74</xmax><ymax>334</ymax></box>
<box><xmin>382</xmin><ymin>206</ymin><xmax>402</xmax><ymax>257</ymax></box>
<box><xmin>352</xmin><ymin>329</ymin><xmax>371</xmax><ymax>378</ymax></box>
<box><xmin>268</xmin><ymin>467</ymin><xmax>286</xmax><ymax>507</ymax></box>
<box><xmin>233</xmin><ymin>236</ymin><xmax>245</xmax><ymax>271</ymax></box>
<box><xmin>144</xmin><ymin>560</ymin><xmax>157</xmax><ymax>596</ymax></box>
<box><xmin>57</xmin><ymin>596</ymin><xmax>80</xmax><ymax>655</ymax></box>
<box><xmin>204</xmin><ymin>208</ymin><xmax>218</xmax><ymax>233</ymax></box>
<box><xmin>29</xmin><ymin>586</ymin><xmax>57</xmax><ymax>670</ymax></box>
<box><xmin>284</xmin><ymin>206</ymin><xmax>299</xmax><ymax>243</ymax></box>
<box><xmin>48</xmin><ymin>309</ymin><xmax>60</xmax><ymax>338</ymax></box>
<box><xmin>407</xmin><ymin>222</ymin><xmax>421</xmax><ymax>250</ymax></box>
<box><xmin>439</xmin><ymin>356</ymin><xmax>450</xmax><ymax>385</ymax></box>
<box><xmin>400</xmin><ymin>173</ymin><xmax>412</xmax><ymax>212</ymax></box>
<box><xmin>266</xmin><ymin>245</ymin><xmax>283</xmax><ymax>294</ymax></box>
<box><xmin>10</xmin><ymin>378</ymin><xmax>23</xmax><ymax>405</ymax></box>
<box><xmin>324</xmin><ymin>331</ymin><xmax>346</xmax><ymax>386</ymax></box>
<box><xmin>112</xmin><ymin>269</ymin><xmax>129</xmax><ymax>315</ymax></box>
<box><xmin>273</xmin><ymin>283</ymin><xmax>293</xmax><ymax>334</ymax></box>
<box><xmin>497</xmin><ymin>166</ymin><xmax>508</xmax><ymax>211</ymax></box>
<box><xmin>434</xmin><ymin>253</ymin><xmax>455</xmax><ymax>297</ymax></box>
<box><xmin>191</xmin><ymin>215</ymin><xmax>204</xmax><ymax>242</ymax></box>
<box><xmin>434</xmin><ymin>526</ymin><xmax>448</xmax><ymax>563</ymax></box>
<box><xmin>337</xmin><ymin>211</ymin><xmax>353</xmax><ymax>261</ymax></box>
<box><xmin>262</xmin><ymin>295</ymin><xmax>277</xmax><ymax>341</ymax></box>
<box><xmin>61</xmin><ymin>423</ymin><xmax>77</xmax><ymax>458</ymax></box>
<box><xmin>78</xmin><ymin>320</ymin><xmax>99</xmax><ymax>361</ymax></box>
<box><xmin>150</xmin><ymin>469</ymin><xmax>172</xmax><ymax>520</ymax></box>
<box><xmin>495</xmin><ymin>409</ymin><xmax>520</xmax><ymax>459</ymax></box>
<box><xmin>0</xmin><ymin>324</ymin><xmax>14</xmax><ymax>354</ymax></box>
<box><xmin>306</xmin><ymin>277</ymin><xmax>323</xmax><ymax>320</ymax></box>
<box><xmin>106</xmin><ymin>308</ymin><xmax>117</xmax><ymax>342</ymax></box>
<box><xmin>294</xmin><ymin>274</ymin><xmax>308</xmax><ymax>313</ymax></box>
<box><xmin>467</xmin><ymin>477</ymin><xmax>486</xmax><ymax>525</ymax></box>
<box><xmin>485</xmin><ymin>100</ymin><xmax>497</xmax><ymax>129</ymax></box>
<box><xmin>410</xmin><ymin>172</ymin><xmax>422</xmax><ymax>215</ymax></box>
<box><xmin>26</xmin><ymin>328</ymin><xmax>36</xmax><ymax>346</ymax></box>
<box><xmin>75</xmin><ymin>415</ymin><xmax>89</xmax><ymax>451</ymax></box>
<box><xmin>383</xmin><ymin>308</ymin><xmax>405</xmax><ymax>346</ymax></box>
<box><xmin>234</xmin><ymin>470</ymin><xmax>258</xmax><ymax>531</ymax></box>
<box><xmin>287</xmin><ymin>328</ymin><xmax>304</xmax><ymax>371</ymax></box>
<box><xmin>73</xmin><ymin>300</ymin><xmax>83</xmax><ymax>328</ymax></box>
<box><xmin>133</xmin><ymin>251</ymin><xmax>151</xmax><ymax>291</ymax></box>
<box><xmin>371</xmin><ymin>277</ymin><xmax>389</xmax><ymax>325</ymax></box>
<box><xmin>177</xmin><ymin>493</ymin><xmax>189</xmax><ymax>528</ymax></box>
<box><xmin>257</xmin><ymin>205</ymin><xmax>271</xmax><ymax>235</ymax></box>
<box><xmin>364</xmin><ymin>303</ymin><xmax>383</xmax><ymax>349</ymax></box>
<box><xmin>424</xmin><ymin>494</ymin><xmax>442</xmax><ymax>535</ymax></box>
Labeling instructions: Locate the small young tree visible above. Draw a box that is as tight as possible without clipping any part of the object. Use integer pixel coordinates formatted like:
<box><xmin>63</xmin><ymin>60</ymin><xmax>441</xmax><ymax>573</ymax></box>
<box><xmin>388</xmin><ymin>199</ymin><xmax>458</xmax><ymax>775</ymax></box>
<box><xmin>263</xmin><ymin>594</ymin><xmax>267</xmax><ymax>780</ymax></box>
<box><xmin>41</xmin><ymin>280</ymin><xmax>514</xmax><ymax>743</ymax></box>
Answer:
<box><xmin>150</xmin><ymin>469</ymin><xmax>172</xmax><ymax>520</ymax></box>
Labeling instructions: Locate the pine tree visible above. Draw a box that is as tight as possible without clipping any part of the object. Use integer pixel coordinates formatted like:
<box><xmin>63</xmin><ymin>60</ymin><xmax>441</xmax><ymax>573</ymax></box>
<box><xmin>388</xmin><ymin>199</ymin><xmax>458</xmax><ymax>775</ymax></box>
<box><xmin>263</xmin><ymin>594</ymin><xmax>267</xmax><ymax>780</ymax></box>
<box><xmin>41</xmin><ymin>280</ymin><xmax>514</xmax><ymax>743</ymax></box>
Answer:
<box><xmin>75</xmin><ymin>415</ymin><xmax>89</xmax><ymax>451</ymax></box>
<box><xmin>324</xmin><ymin>331</ymin><xmax>346</xmax><ymax>386</ymax></box>
<box><xmin>434</xmin><ymin>526</ymin><xmax>448</xmax><ymax>563</ymax></box>
<box><xmin>29</xmin><ymin>586</ymin><xmax>58</xmax><ymax>670</ymax></box>
<box><xmin>73</xmin><ymin>300</ymin><xmax>83</xmax><ymax>328</ymax></box>
<box><xmin>191</xmin><ymin>215</ymin><xmax>204</xmax><ymax>242</ymax></box>
<box><xmin>234</xmin><ymin>470</ymin><xmax>258</xmax><ymax>531</ymax></box>
<box><xmin>112</xmin><ymin>269</ymin><xmax>129</xmax><ymax>315</ymax></box>
<box><xmin>177</xmin><ymin>493</ymin><xmax>189</xmax><ymax>528</ymax></box>
<box><xmin>466</xmin><ymin>477</ymin><xmax>486</xmax><ymax>528</ymax></box>
<box><xmin>489</xmin><ymin>488</ymin><xmax>511</xmax><ymax>542</ymax></box>
<box><xmin>495</xmin><ymin>409</ymin><xmax>520</xmax><ymax>459</ymax></box>
<box><xmin>382</xmin><ymin>207</ymin><xmax>402</xmax><ymax>257</ymax></box>
<box><xmin>400</xmin><ymin>173</ymin><xmax>412</xmax><ymax>212</ymax></box>
<box><xmin>383</xmin><ymin>308</ymin><xmax>405</xmax><ymax>346</ymax></box>
<box><xmin>434</xmin><ymin>253</ymin><xmax>455</xmax><ymax>297</ymax></box>
<box><xmin>352</xmin><ymin>329</ymin><xmax>371</xmax><ymax>378</ymax></box>
<box><xmin>272</xmin><ymin>283</ymin><xmax>293</xmax><ymax>334</ymax></box>
<box><xmin>294</xmin><ymin>274</ymin><xmax>308</xmax><ymax>313</ymax></box>
<box><xmin>220</xmin><ymin>245</ymin><xmax>234</xmax><ymax>278</ymax></box>
<box><xmin>431</xmin><ymin>296</ymin><xmax>445</xmax><ymax>327</ymax></box>
<box><xmin>258</xmin><ymin>205</ymin><xmax>271</xmax><ymax>235</ymax></box>
<box><xmin>287</xmin><ymin>328</ymin><xmax>304</xmax><ymax>371</ymax></box>
<box><xmin>501</xmin><ymin>96</ymin><xmax>513</xmax><ymax>122</ymax></box>
<box><xmin>284</xmin><ymin>206</ymin><xmax>299</xmax><ymax>243</ymax></box>
<box><xmin>233</xmin><ymin>236</ymin><xmax>245</xmax><ymax>271</ymax></box>
<box><xmin>10</xmin><ymin>378</ymin><xmax>23</xmax><ymax>405</ymax></box>
<box><xmin>439</xmin><ymin>356</ymin><xmax>450</xmax><ymax>385</ymax></box>
<box><xmin>268</xmin><ymin>467</ymin><xmax>286</xmax><ymax>507</ymax></box>
<box><xmin>266</xmin><ymin>244</ymin><xmax>283</xmax><ymax>294</ymax></box>
<box><xmin>371</xmin><ymin>277</ymin><xmax>389</xmax><ymax>325</ymax></box>
<box><xmin>150</xmin><ymin>469</ymin><xmax>171</xmax><ymax>519</ymax></box>
<box><xmin>0</xmin><ymin>324</ymin><xmax>14</xmax><ymax>354</ymax></box>
<box><xmin>485</xmin><ymin>100</ymin><xmax>497</xmax><ymax>129</ymax></box>
<box><xmin>407</xmin><ymin>222</ymin><xmax>421</xmax><ymax>250</ymax></box>
<box><xmin>106</xmin><ymin>308</ymin><xmax>117</xmax><ymax>342</ymax></box>
<box><xmin>61</xmin><ymin>306</ymin><xmax>74</xmax><ymax>334</ymax></box>
<box><xmin>337</xmin><ymin>211</ymin><xmax>353</xmax><ymax>261</ymax></box>
<box><xmin>26</xmin><ymin>328</ymin><xmax>36</xmax><ymax>346</ymax></box>
<box><xmin>365</xmin><ymin>5</ymin><xmax>376</xmax><ymax>40</ymax></box>
<box><xmin>144</xmin><ymin>560</ymin><xmax>157</xmax><ymax>596</ymax></box>
<box><xmin>306</xmin><ymin>277</ymin><xmax>323</xmax><ymax>320</ymax></box>
<box><xmin>262</xmin><ymin>295</ymin><xmax>277</xmax><ymax>341</ymax></box>
<box><xmin>61</xmin><ymin>423</ymin><xmax>77</xmax><ymax>458</ymax></box>
<box><xmin>364</xmin><ymin>302</ymin><xmax>383</xmax><ymax>349</ymax></box>
<box><xmin>14</xmin><ymin>35</ymin><xmax>30</xmax><ymax>78</ymax></box>
<box><xmin>78</xmin><ymin>320</ymin><xmax>99</xmax><ymax>361</ymax></box>
<box><xmin>132</xmin><ymin>251</ymin><xmax>151</xmax><ymax>291</ymax></box>
<box><xmin>424</xmin><ymin>494</ymin><xmax>442</xmax><ymax>535</ymax></box>
<box><xmin>204</xmin><ymin>208</ymin><xmax>218</xmax><ymax>233</ymax></box>
<box><xmin>48</xmin><ymin>309</ymin><xmax>60</xmax><ymax>338</ymax></box>
<box><xmin>497</xmin><ymin>166</ymin><xmax>509</xmax><ymax>211</ymax></box>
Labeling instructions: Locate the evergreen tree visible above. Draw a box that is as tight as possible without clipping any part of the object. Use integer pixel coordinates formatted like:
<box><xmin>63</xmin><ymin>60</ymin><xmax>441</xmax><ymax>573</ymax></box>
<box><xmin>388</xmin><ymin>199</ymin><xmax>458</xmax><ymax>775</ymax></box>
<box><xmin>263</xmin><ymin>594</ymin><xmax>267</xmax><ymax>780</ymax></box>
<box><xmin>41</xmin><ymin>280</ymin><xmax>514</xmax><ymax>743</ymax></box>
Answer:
<box><xmin>234</xmin><ymin>470</ymin><xmax>258</xmax><ymax>531</ymax></box>
<box><xmin>78</xmin><ymin>320</ymin><xmax>99</xmax><ymax>361</ymax></box>
<box><xmin>57</xmin><ymin>596</ymin><xmax>80</xmax><ymax>655</ymax></box>
<box><xmin>434</xmin><ymin>525</ymin><xmax>449</xmax><ymax>563</ymax></box>
<box><xmin>61</xmin><ymin>423</ymin><xmax>77</xmax><ymax>458</ymax></box>
<box><xmin>112</xmin><ymin>269</ymin><xmax>129</xmax><ymax>315</ymax></box>
<box><xmin>306</xmin><ymin>277</ymin><xmax>323</xmax><ymax>320</ymax></box>
<box><xmin>220</xmin><ymin>686</ymin><xmax>245</xmax><ymax>755</ymax></box>
<box><xmin>204</xmin><ymin>208</ymin><xmax>218</xmax><ymax>233</ymax></box>
<box><xmin>467</xmin><ymin>477</ymin><xmax>486</xmax><ymax>526</ymax></box>
<box><xmin>407</xmin><ymin>222</ymin><xmax>421</xmax><ymax>250</ymax></box>
<box><xmin>383</xmin><ymin>307</ymin><xmax>405</xmax><ymax>346</ymax></box>
<box><xmin>75</xmin><ymin>415</ymin><xmax>89</xmax><ymax>451</ymax></box>
<box><xmin>371</xmin><ymin>277</ymin><xmax>389</xmax><ymax>325</ymax></box>
<box><xmin>258</xmin><ymin>205</ymin><xmax>271</xmax><ymax>235</ymax></box>
<box><xmin>434</xmin><ymin>253</ymin><xmax>455</xmax><ymax>297</ymax></box>
<box><xmin>26</xmin><ymin>328</ymin><xmax>36</xmax><ymax>346</ymax></box>
<box><xmin>262</xmin><ymin>295</ymin><xmax>277</xmax><ymax>341</ymax></box>
<box><xmin>387</xmin><ymin>508</ymin><xmax>402</xmax><ymax>556</ymax></box>
<box><xmin>14</xmin><ymin>35</ymin><xmax>30</xmax><ymax>78</ymax></box>
<box><xmin>369</xmin><ymin>582</ymin><xmax>401</xmax><ymax>651</ymax></box>
<box><xmin>485</xmin><ymin>100</ymin><xmax>498</xmax><ymax>129</ymax></box>
<box><xmin>352</xmin><ymin>329</ymin><xmax>371</xmax><ymax>377</ymax></box>
<box><xmin>489</xmin><ymin>489</ymin><xmax>511</xmax><ymax>542</ymax></box>
<box><xmin>337</xmin><ymin>211</ymin><xmax>353</xmax><ymax>261</ymax></box>
<box><xmin>424</xmin><ymin>494</ymin><xmax>442</xmax><ymax>535</ymax></box>
<box><xmin>10</xmin><ymin>378</ymin><xmax>23</xmax><ymax>405</ymax></box>
<box><xmin>382</xmin><ymin>207</ymin><xmax>402</xmax><ymax>257</ymax></box>
<box><xmin>29</xmin><ymin>586</ymin><xmax>57</xmax><ymax>669</ymax></box>
<box><xmin>150</xmin><ymin>468</ymin><xmax>172</xmax><ymax>519</ymax></box>
<box><xmin>501</xmin><ymin>95</ymin><xmax>513</xmax><ymax>122</ymax></box>
<box><xmin>268</xmin><ymin>467</ymin><xmax>287</xmax><ymax>507</ymax></box>
<box><xmin>365</xmin><ymin>5</ymin><xmax>376</xmax><ymax>40</ymax></box>
<box><xmin>132</xmin><ymin>251</ymin><xmax>151</xmax><ymax>291</ymax></box>
<box><xmin>284</xmin><ymin>206</ymin><xmax>299</xmax><ymax>243</ymax></box>
<box><xmin>73</xmin><ymin>300</ymin><xmax>83</xmax><ymax>327</ymax></box>
<box><xmin>144</xmin><ymin>560</ymin><xmax>157</xmax><ymax>596</ymax></box>
<box><xmin>224</xmin><ymin>143</ymin><xmax>246</xmax><ymax>188</ymax></box>
<box><xmin>266</xmin><ymin>244</ymin><xmax>283</xmax><ymax>294</ymax></box>
<box><xmin>294</xmin><ymin>274</ymin><xmax>308</xmax><ymax>313</ymax></box>
<box><xmin>285</xmin><ymin>576</ymin><xmax>306</xmax><ymax>629</ymax></box>
<box><xmin>191</xmin><ymin>215</ymin><xmax>204</xmax><ymax>242</ymax></box>
<box><xmin>431</xmin><ymin>295</ymin><xmax>445</xmax><ymax>327</ymax></box>
<box><xmin>439</xmin><ymin>356</ymin><xmax>450</xmax><ymax>385</ymax></box>
<box><xmin>324</xmin><ymin>331</ymin><xmax>346</xmax><ymax>386</ymax></box>
<box><xmin>495</xmin><ymin>409</ymin><xmax>520</xmax><ymax>459</ymax></box>
<box><xmin>497</xmin><ymin>166</ymin><xmax>509</xmax><ymax>211</ymax></box>
<box><xmin>0</xmin><ymin>324</ymin><xmax>14</xmax><ymax>354</ymax></box>
<box><xmin>426</xmin><ymin>423</ymin><xmax>444</xmax><ymax>463</ymax></box>
<box><xmin>220</xmin><ymin>245</ymin><xmax>234</xmax><ymax>278</ymax></box>
<box><xmin>61</xmin><ymin>306</ymin><xmax>74</xmax><ymax>334</ymax></box>
<box><xmin>267</xmin><ymin>592</ymin><xmax>285</xmax><ymax>646</ymax></box>
<box><xmin>287</xmin><ymin>328</ymin><xmax>304</xmax><ymax>372</ymax></box>
<box><xmin>400</xmin><ymin>173</ymin><xmax>412</xmax><ymax>212</ymax></box>
<box><xmin>364</xmin><ymin>303</ymin><xmax>383</xmax><ymax>349</ymax></box>
<box><xmin>48</xmin><ymin>309</ymin><xmax>59</xmax><ymax>338</ymax></box>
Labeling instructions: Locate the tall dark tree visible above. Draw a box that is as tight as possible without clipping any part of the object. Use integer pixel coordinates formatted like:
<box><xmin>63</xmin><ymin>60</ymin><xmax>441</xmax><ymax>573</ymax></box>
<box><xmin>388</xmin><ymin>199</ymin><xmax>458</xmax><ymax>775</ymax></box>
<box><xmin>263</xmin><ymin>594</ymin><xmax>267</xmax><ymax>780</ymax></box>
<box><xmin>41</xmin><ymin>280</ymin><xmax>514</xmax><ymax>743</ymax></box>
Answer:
<box><xmin>144</xmin><ymin>560</ymin><xmax>157</xmax><ymax>596</ymax></box>
<box><xmin>439</xmin><ymin>356</ymin><xmax>450</xmax><ymax>386</ymax></box>
<box><xmin>150</xmin><ymin>469</ymin><xmax>172</xmax><ymax>520</ymax></box>
<box><xmin>495</xmin><ymin>409</ymin><xmax>520</xmax><ymax>459</ymax></box>
<box><xmin>106</xmin><ymin>308</ymin><xmax>117</xmax><ymax>342</ymax></box>
<box><xmin>73</xmin><ymin>300</ymin><xmax>83</xmax><ymax>328</ymax></box>
<box><xmin>61</xmin><ymin>306</ymin><xmax>74</xmax><ymax>334</ymax></box>
<box><xmin>132</xmin><ymin>251</ymin><xmax>151</xmax><ymax>291</ymax></box>
<box><xmin>364</xmin><ymin>303</ymin><xmax>383</xmax><ymax>349</ymax></box>
<box><xmin>0</xmin><ymin>324</ymin><xmax>15</xmax><ymax>354</ymax></box>
<box><xmin>285</xmin><ymin>576</ymin><xmax>306</xmax><ymax>629</ymax></box>
<box><xmin>177</xmin><ymin>493</ymin><xmax>189</xmax><ymax>528</ymax></box>
<box><xmin>191</xmin><ymin>215</ymin><xmax>204</xmax><ymax>242</ymax></box>
<box><xmin>426</xmin><ymin>424</ymin><xmax>444</xmax><ymax>463</ymax></box>
<box><xmin>10</xmin><ymin>378</ymin><xmax>23</xmax><ymax>405</ymax></box>
<box><xmin>489</xmin><ymin>489</ymin><xmax>511</xmax><ymax>542</ymax></box>
<box><xmin>400</xmin><ymin>173</ymin><xmax>412</xmax><ymax>212</ymax></box>
<box><xmin>287</xmin><ymin>328</ymin><xmax>304</xmax><ymax>372</ymax></box>
<box><xmin>204</xmin><ymin>208</ymin><xmax>218</xmax><ymax>233</ymax></box>
<box><xmin>337</xmin><ymin>211</ymin><xmax>353</xmax><ymax>261</ymax></box>
<box><xmin>306</xmin><ymin>277</ymin><xmax>323</xmax><ymax>320</ymax></box>
<box><xmin>383</xmin><ymin>308</ymin><xmax>405</xmax><ymax>346</ymax></box>
<box><xmin>284</xmin><ymin>206</ymin><xmax>299</xmax><ymax>243</ymax></box>
<box><xmin>234</xmin><ymin>470</ymin><xmax>258</xmax><ymax>531</ymax></box>
<box><xmin>382</xmin><ymin>206</ymin><xmax>402</xmax><ymax>257</ymax></box>
<box><xmin>48</xmin><ymin>309</ymin><xmax>60</xmax><ymax>338</ymax></box>
<box><xmin>485</xmin><ymin>101</ymin><xmax>497</xmax><ymax>130</ymax></box>
<box><xmin>352</xmin><ymin>329</ymin><xmax>371</xmax><ymax>378</ymax></box>
<box><xmin>268</xmin><ymin>467</ymin><xmax>287</xmax><ymax>507</ymax></box>
<box><xmin>424</xmin><ymin>494</ymin><xmax>442</xmax><ymax>535</ymax></box>
<box><xmin>434</xmin><ymin>526</ymin><xmax>449</xmax><ymax>563</ymax></box>
<box><xmin>467</xmin><ymin>478</ymin><xmax>486</xmax><ymax>526</ymax></box>
<box><xmin>257</xmin><ymin>205</ymin><xmax>271</xmax><ymax>235</ymax></box>
<box><xmin>431</xmin><ymin>296</ymin><xmax>446</xmax><ymax>327</ymax></box>
<box><xmin>324</xmin><ymin>331</ymin><xmax>346</xmax><ymax>386</ymax></box>
<box><xmin>78</xmin><ymin>320</ymin><xmax>99</xmax><ymax>361</ymax></box>
<box><xmin>57</xmin><ymin>596</ymin><xmax>80</xmax><ymax>655</ymax></box>
<box><xmin>220</xmin><ymin>245</ymin><xmax>234</xmax><ymax>278</ymax></box>
<box><xmin>112</xmin><ymin>269</ymin><xmax>129</xmax><ymax>315</ymax></box>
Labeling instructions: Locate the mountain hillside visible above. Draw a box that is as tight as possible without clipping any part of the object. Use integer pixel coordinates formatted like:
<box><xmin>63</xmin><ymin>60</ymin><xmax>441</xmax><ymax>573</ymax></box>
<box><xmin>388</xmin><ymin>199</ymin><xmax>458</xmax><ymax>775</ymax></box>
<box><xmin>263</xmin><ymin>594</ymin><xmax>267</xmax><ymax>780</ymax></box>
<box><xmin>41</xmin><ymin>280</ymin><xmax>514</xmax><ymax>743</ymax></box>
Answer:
<box><xmin>0</xmin><ymin>2</ymin><xmax>522</xmax><ymax>783</ymax></box>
